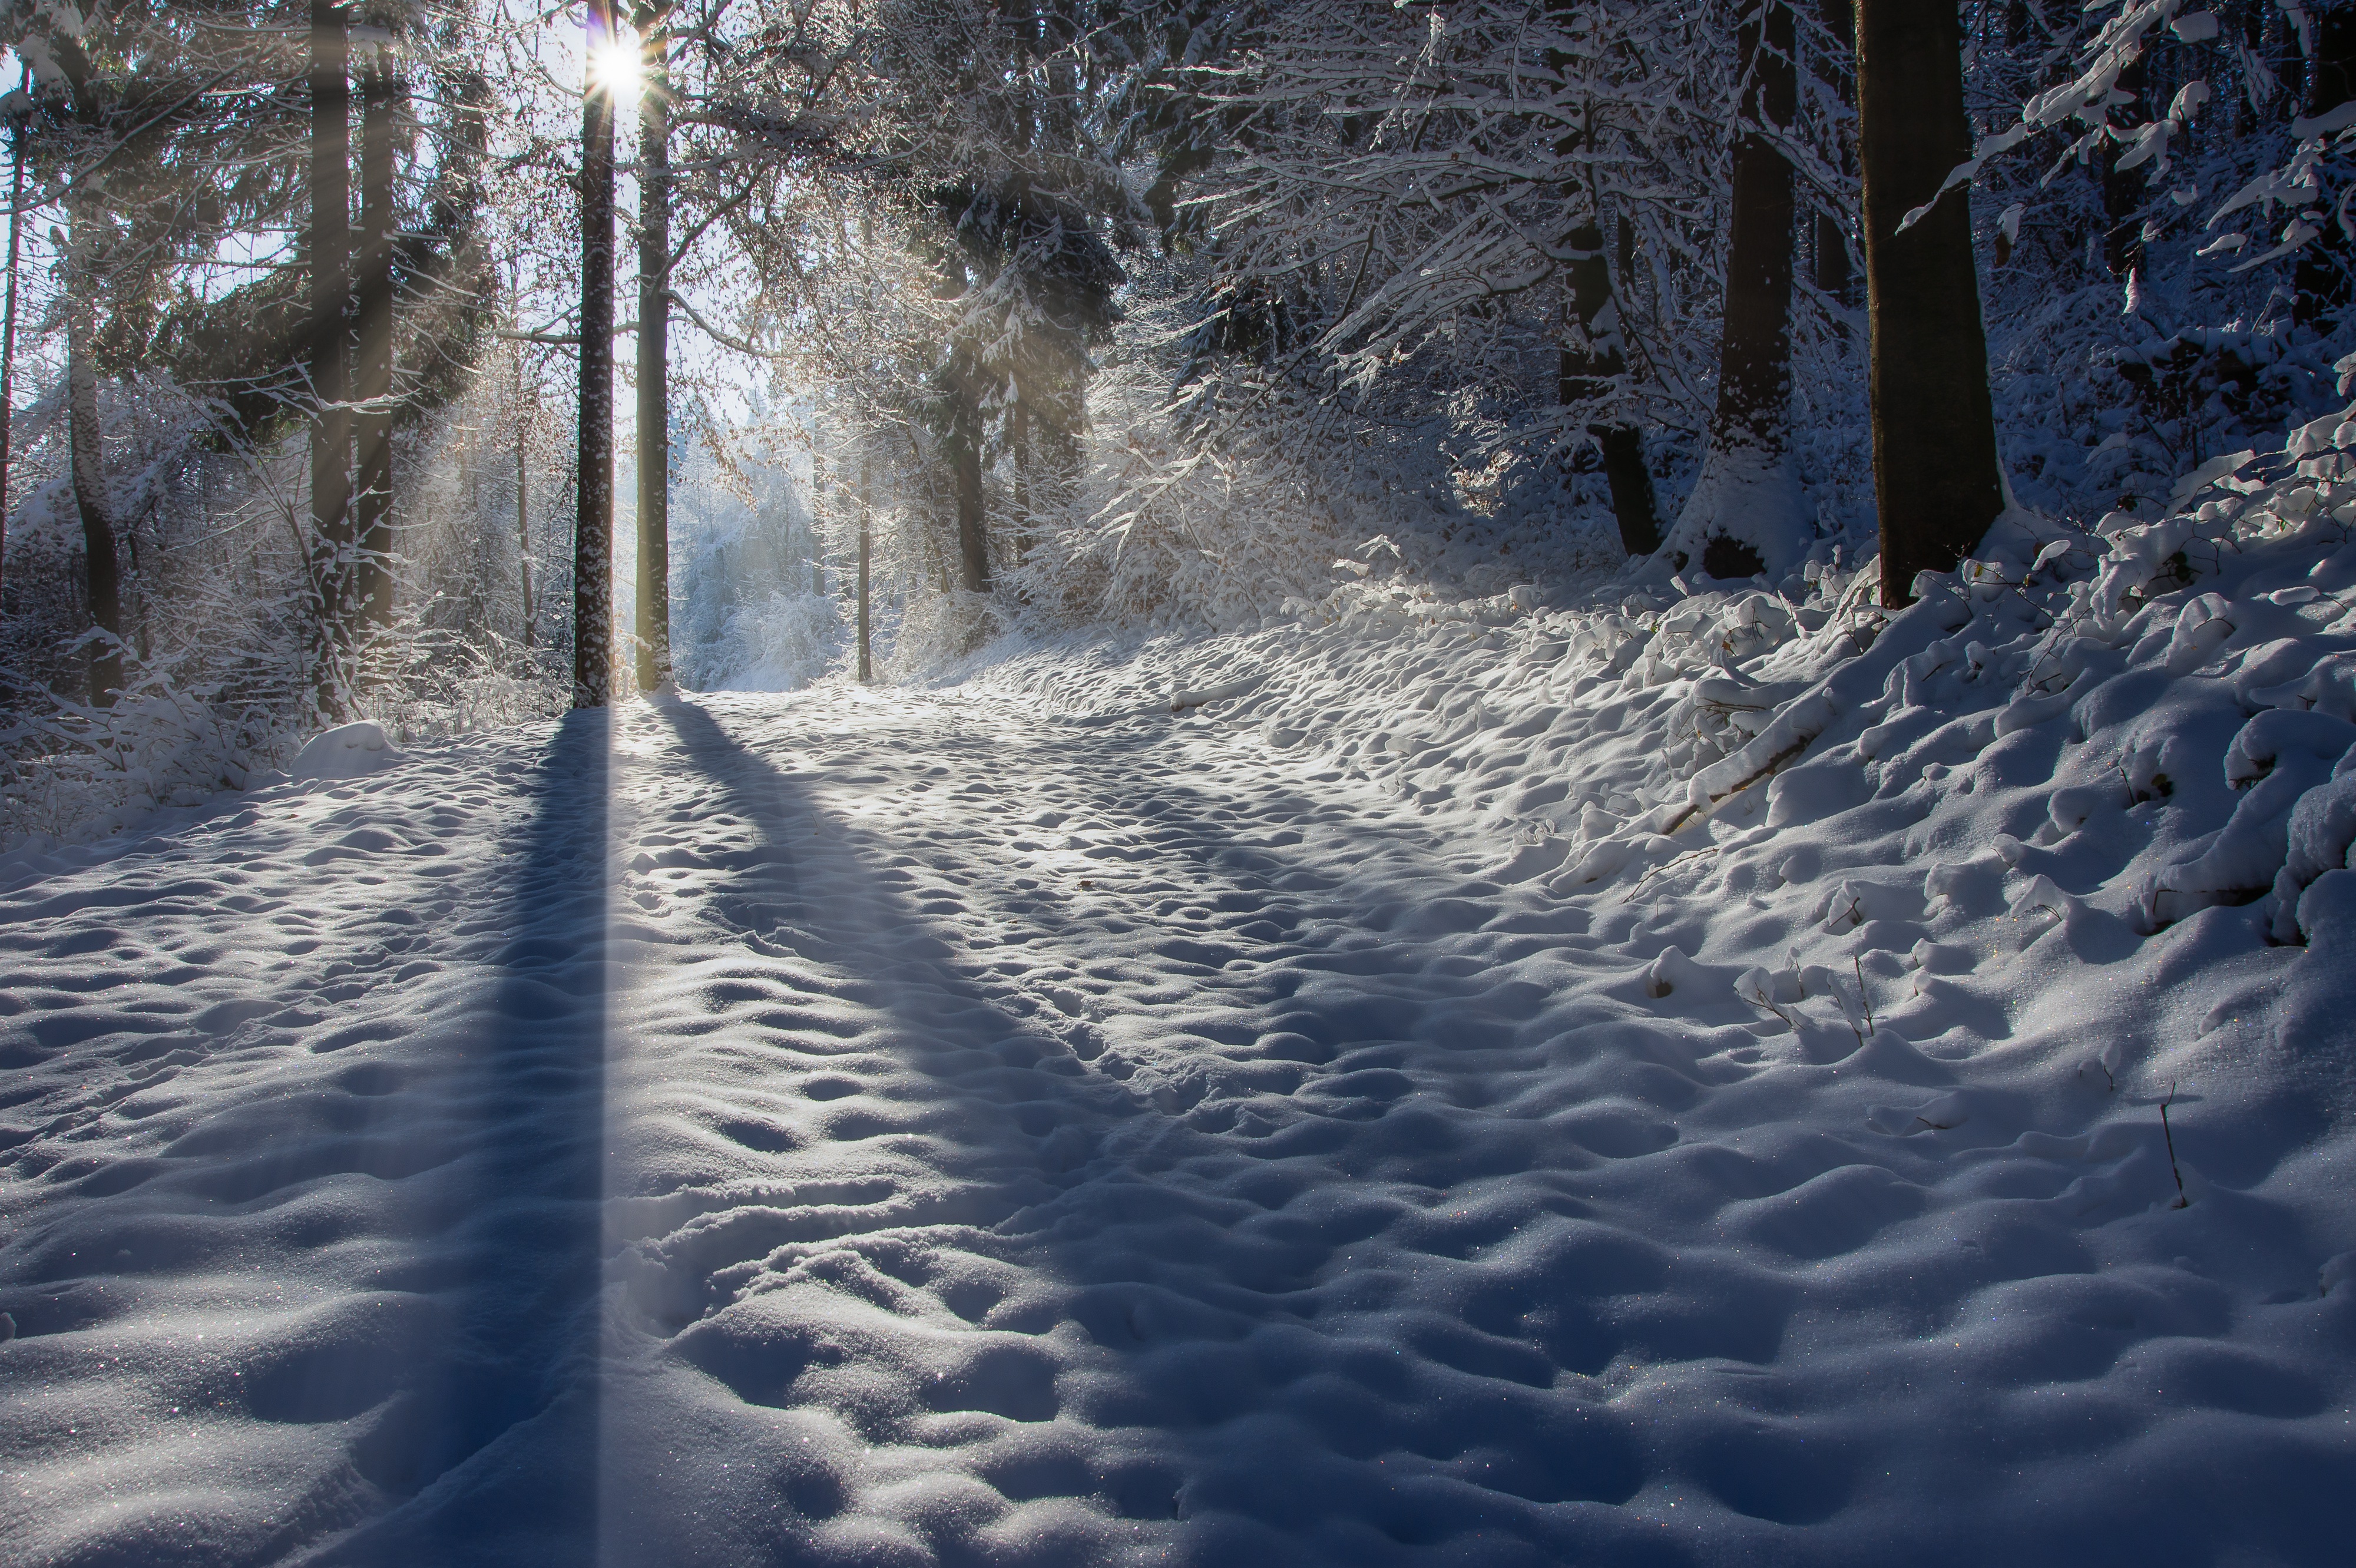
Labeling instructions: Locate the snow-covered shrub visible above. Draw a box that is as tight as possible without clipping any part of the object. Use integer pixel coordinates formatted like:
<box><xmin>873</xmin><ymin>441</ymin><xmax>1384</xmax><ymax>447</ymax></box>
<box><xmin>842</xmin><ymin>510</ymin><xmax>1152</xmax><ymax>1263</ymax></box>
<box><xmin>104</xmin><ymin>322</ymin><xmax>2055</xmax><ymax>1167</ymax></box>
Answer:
<box><xmin>0</xmin><ymin>671</ymin><xmax>293</xmax><ymax>852</ymax></box>
<box><xmin>360</xmin><ymin>626</ymin><xmax>570</xmax><ymax>744</ymax></box>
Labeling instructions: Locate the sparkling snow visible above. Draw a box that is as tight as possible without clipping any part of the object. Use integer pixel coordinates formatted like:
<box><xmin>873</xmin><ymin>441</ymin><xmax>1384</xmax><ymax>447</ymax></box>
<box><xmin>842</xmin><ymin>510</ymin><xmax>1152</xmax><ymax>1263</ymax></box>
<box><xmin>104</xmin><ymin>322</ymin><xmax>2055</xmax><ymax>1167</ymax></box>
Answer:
<box><xmin>4</xmin><ymin>519</ymin><xmax>2355</xmax><ymax>1564</ymax></box>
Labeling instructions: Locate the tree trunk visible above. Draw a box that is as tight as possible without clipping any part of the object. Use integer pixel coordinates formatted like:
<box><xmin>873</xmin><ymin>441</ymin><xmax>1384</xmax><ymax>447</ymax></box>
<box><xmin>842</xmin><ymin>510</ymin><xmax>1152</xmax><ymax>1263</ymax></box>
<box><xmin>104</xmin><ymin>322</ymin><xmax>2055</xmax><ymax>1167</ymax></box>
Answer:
<box><xmin>634</xmin><ymin>4</ymin><xmax>672</xmax><ymax>692</ymax></box>
<box><xmin>66</xmin><ymin>256</ymin><xmax>121</xmax><ymax>707</ymax></box>
<box><xmin>1559</xmin><ymin>220</ymin><xmax>1659</xmax><ymax>555</ymax></box>
<box><xmin>2101</xmin><ymin>54</ymin><xmax>2148</xmax><ymax>279</ymax></box>
<box><xmin>310</xmin><ymin>0</ymin><xmax>353</xmax><ymax>720</ymax></box>
<box><xmin>1855</xmin><ymin>0</ymin><xmax>2004</xmax><ymax>605</ymax></box>
<box><xmin>1718</xmin><ymin>0</ymin><xmax>1799</xmax><ymax>433</ymax></box>
<box><xmin>574</xmin><ymin>0</ymin><xmax>618</xmax><ymax>708</ymax></box>
<box><xmin>948</xmin><ymin>374</ymin><xmax>990</xmax><ymax>593</ymax></box>
<box><xmin>1008</xmin><ymin>397</ymin><xmax>1031</xmax><ymax>568</ymax></box>
<box><xmin>0</xmin><ymin>125</ymin><xmax>23</xmax><ymax>614</ymax></box>
<box><xmin>1665</xmin><ymin>0</ymin><xmax>1804</xmax><ymax>580</ymax></box>
<box><xmin>516</xmin><ymin>349</ymin><xmax>535</xmax><ymax>649</ymax></box>
<box><xmin>2296</xmin><ymin>5</ymin><xmax>2356</xmax><ymax>324</ymax></box>
<box><xmin>1813</xmin><ymin>0</ymin><xmax>1857</xmax><ymax>311</ymax></box>
<box><xmin>1703</xmin><ymin>0</ymin><xmax>1798</xmax><ymax>545</ymax></box>
<box><xmin>857</xmin><ymin>458</ymin><xmax>872</xmax><ymax>683</ymax></box>
<box><xmin>353</xmin><ymin>49</ymin><xmax>396</xmax><ymax>630</ymax></box>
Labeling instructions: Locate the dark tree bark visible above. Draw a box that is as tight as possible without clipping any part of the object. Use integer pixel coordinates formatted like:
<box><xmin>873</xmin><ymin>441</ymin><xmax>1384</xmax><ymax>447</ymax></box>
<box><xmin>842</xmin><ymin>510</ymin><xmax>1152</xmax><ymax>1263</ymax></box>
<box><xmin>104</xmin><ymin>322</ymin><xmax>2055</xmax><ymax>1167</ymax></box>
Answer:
<box><xmin>0</xmin><ymin>124</ymin><xmax>23</xmax><ymax>614</ymax></box>
<box><xmin>353</xmin><ymin>48</ymin><xmax>396</xmax><ymax>630</ymax></box>
<box><xmin>1665</xmin><ymin>0</ymin><xmax>1802</xmax><ymax>580</ymax></box>
<box><xmin>1719</xmin><ymin>0</ymin><xmax>1799</xmax><ymax>429</ymax></box>
<box><xmin>634</xmin><ymin>3</ymin><xmax>672</xmax><ymax>692</ymax></box>
<box><xmin>515</xmin><ymin>347</ymin><xmax>535</xmax><ymax>649</ymax></box>
<box><xmin>1813</xmin><ymin>0</ymin><xmax>1857</xmax><ymax>310</ymax></box>
<box><xmin>1008</xmin><ymin>398</ymin><xmax>1031</xmax><ymax>567</ymax></box>
<box><xmin>1541</xmin><ymin>0</ymin><xmax>1659</xmax><ymax>555</ymax></box>
<box><xmin>310</xmin><ymin>0</ymin><xmax>353</xmax><ymax>717</ymax></box>
<box><xmin>857</xmin><ymin>458</ymin><xmax>872</xmax><ymax>683</ymax></box>
<box><xmin>49</xmin><ymin>32</ymin><xmax>123</xmax><ymax>703</ymax></box>
<box><xmin>575</xmin><ymin>0</ymin><xmax>618</xmax><ymax>707</ymax></box>
<box><xmin>66</xmin><ymin>261</ymin><xmax>122</xmax><ymax>707</ymax></box>
<box><xmin>1855</xmin><ymin>0</ymin><xmax>2003</xmax><ymax>606</ymax></box>
<box><xmin>1705</xmin><ymin>0</ymin><xmax>1798</xmax><ymax>574</ymax></box>
<box><xmin>2297</xmin><ymin>4</ymin><xmax>2356</xmax><ymax>323</ymax></box>
<box><xmin>948</xmin><ymin>378</ymin><xmax>990</xmax><ymax>593</ymax></box>
<box><xmin>1560</xmin><ymin>219</ymin><xmax>1659</xmax><ymax>555</ymax></box>
<box><xmin>2101</xmin><ymin>54</ymin><xmax>2149</xmax><ymax>278</ymax></box>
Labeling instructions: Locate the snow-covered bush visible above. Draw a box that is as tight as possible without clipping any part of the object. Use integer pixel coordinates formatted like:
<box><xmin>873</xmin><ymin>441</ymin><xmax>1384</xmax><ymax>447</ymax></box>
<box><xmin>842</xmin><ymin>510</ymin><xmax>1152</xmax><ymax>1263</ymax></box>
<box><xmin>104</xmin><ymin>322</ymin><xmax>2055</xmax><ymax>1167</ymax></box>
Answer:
<box><xmin>0</xmin><ymin>671</ymin><xmax>293</xmax><ymax>852</ymax></box>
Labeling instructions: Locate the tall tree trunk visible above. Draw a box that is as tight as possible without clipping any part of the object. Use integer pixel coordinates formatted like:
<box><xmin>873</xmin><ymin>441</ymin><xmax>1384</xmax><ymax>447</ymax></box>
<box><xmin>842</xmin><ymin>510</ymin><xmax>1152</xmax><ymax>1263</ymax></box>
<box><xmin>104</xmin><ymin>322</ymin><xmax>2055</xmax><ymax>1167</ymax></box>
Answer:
<box><xmin>310</xmin><ymin>0</ymin><xmax>353</xmax><ymax>720</ymax></box>
<box><xmin>634</xmin><ymin>3</ymin><xmax>671</xmax><ymax>693</ymax></box>
<box><xmin>516</xmin><ymin>348</ymin><xmax>535</xmax><ymax>649</ymax></box>
<box><xmin>2297</xmin><ymin>5</ymin><xmax>2356</xmax><ymax>324</ymax></box>
<box><xmin>1545</xmin><ymin>0</ymin><xmax>1659</xmax><ymax>556</ymax></box>
<box><xmin>2101</xmin><ymin>54</ymin><xmax>2149</xmax><ymax>279</ymax></box>
<box><xmin>1560</xmin><ymin>220</ymin><xmax>1659</xmax><ymax>555</ymax></box>
<box><xmin>353</xmin><ymin>48</ymin><xmax>396</xmax><ymax>630</ymax></box>
<box><xmin>857</xmin><ymin>457</ymin><xmax>872</xmax><ymax>683</ymax></box>
<box><xmin>1813</xmin><ymin>0</ymin><xmax>1857</xmax><ymax>311</ymax></box>
<box><xmin>1666</xmin><ymin>0</ymin><xmax>1804</xmax><ymax>580</ymax></box>
<box><xmin>948</xmin><ymin>372</ymin><xmax>990</xmax><ymax>593</ymax></box>
<box><xmin>65</xmin><ymin>245</ymin><xmax>121</xmax><ymax>707</ymax></box>
<box><xmin>0</xmin><ymin>123</ymin><xmax>23</xmax><ymax>614</ymax></box>
<box><xmin>574</xmin><ymin>0</ymin><xmax>618</xmax><ymax>708</ymax></box>
<box><xmin>1855</xmin><ymin>0</ymin><xmax>2003</xmax><ymax>605</ymax></box>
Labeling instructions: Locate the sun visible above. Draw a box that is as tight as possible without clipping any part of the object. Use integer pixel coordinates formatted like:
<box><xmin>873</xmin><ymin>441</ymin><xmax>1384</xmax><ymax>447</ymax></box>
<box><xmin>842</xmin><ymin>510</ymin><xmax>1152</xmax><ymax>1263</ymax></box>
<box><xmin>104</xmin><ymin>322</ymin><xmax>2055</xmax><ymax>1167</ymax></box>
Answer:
<box><xmin>589</xmin><ymin>34</ymin><xmax>643</xmax><ymax>109</ymax></box>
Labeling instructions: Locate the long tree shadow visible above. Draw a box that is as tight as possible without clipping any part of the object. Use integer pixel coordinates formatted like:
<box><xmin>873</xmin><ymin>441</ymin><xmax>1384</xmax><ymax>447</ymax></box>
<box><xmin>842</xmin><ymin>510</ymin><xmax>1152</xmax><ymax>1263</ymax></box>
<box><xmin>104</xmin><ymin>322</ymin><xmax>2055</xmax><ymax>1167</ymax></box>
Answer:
<box><xmin>315</xmin><ymin>708</ymin><xmax>613</xmax><ymax>1566</ymax></box>
<box><xmin>610</xmin><ymin>697</ymin><xmax>2354</xmax><ymax>1568</ymax></box>
<box><xmin>607</xmin><ymin>700</ymin><xmax>1709</xmax><ymax>1568</ymax></box>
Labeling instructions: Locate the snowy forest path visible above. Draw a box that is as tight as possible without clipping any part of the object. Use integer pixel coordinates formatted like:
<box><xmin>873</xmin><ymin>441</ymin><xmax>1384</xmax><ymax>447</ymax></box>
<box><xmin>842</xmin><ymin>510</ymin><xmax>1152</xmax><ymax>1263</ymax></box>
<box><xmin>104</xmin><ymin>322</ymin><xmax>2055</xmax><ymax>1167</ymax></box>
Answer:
<box><xmin>1</xmin><ymin>683</ymin><xmax>2351</xmax><ymax>1567</ymax></box>
<box><xmin>584</xmin><ymin>686</ymin><xmax>1700</xmax><ymax>1562</ymax></box>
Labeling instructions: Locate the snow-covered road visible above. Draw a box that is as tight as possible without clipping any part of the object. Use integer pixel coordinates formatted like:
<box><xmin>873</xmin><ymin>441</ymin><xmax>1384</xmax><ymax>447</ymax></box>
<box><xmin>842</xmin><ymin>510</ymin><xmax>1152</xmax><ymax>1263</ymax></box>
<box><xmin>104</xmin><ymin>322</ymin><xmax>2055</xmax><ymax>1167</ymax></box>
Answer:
<box><xmin>3</xmin><ymin>664</ymin><xmax>2351</xmax><ymax>1566</ymax></box>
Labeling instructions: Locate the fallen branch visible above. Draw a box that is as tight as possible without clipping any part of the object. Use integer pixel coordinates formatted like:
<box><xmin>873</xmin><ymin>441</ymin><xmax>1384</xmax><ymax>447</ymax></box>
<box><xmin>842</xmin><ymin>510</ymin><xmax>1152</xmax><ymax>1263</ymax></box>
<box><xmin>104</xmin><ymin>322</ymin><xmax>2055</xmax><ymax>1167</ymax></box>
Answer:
<box><xmin>1659</xmin><ymin>733</ymin><xmax>1812</xmax><ymax>838</ymax></box>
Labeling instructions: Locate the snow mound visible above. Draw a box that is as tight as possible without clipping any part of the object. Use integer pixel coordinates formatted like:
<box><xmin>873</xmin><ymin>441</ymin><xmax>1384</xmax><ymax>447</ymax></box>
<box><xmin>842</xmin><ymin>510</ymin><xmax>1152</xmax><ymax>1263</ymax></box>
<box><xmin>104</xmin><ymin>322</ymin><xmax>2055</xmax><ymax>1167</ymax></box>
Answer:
<box><xmin>290</xmin><ymin>720</ymin><xmax>409</xmax><ymax>782</ymax></box>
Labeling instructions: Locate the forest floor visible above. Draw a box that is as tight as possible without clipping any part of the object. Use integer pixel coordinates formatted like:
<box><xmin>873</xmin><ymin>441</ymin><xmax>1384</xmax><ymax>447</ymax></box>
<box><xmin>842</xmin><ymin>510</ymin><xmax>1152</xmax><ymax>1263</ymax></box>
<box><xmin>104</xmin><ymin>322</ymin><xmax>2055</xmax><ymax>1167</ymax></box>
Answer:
<box><xmin>4</xmin><ymin>549</ymin><xmax>2356</xmax><ymax>1565</ymax></box>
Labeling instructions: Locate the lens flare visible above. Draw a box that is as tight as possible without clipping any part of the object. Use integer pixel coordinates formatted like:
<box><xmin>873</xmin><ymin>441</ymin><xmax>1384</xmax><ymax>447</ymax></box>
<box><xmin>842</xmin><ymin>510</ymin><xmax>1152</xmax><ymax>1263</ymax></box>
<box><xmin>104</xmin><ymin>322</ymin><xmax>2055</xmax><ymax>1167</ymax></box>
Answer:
<box><xmin>589</xmin><ymin>35</ymin><xmax>643</xmax><ymax>108</ymax></box>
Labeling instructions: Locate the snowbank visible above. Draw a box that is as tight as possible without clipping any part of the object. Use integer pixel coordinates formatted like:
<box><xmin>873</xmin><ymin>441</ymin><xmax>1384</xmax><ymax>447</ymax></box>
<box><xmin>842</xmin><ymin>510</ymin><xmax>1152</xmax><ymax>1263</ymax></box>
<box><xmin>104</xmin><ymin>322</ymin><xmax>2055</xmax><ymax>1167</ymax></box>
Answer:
<box><xmin>290</xmin><ymin>721</ymin><xmax>410</xmax><ymax>783</ymax></box>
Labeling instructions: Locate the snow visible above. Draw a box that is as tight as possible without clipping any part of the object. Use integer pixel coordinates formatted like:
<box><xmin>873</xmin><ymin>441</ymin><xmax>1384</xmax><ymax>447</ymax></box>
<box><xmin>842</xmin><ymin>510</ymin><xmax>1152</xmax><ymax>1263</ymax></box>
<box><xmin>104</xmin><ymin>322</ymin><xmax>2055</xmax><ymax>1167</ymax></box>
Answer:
<box><xmin>1657</xmin><ymin>439</ymin><xmax>1812</xmax><ymax>583</ymax></box>
<box><xmin>5</xmin><ymin>507</ymin><xmax>2356</xmax><ymax>1563</ymax></box>
<box><xmin>288</xmin><ymin>722</ymin><xmax>409</xmax><ymax>783</ymax></box>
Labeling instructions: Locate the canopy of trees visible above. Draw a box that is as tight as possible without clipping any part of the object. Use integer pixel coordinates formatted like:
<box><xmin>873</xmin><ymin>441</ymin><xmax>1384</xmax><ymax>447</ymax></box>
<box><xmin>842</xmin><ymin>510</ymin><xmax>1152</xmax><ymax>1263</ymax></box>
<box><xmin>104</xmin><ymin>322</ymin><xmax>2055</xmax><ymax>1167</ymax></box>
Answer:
<box><xmin>4</xmin><ymin>0</ymin><xmax>2354</xmax><ymax>828</ymax></box>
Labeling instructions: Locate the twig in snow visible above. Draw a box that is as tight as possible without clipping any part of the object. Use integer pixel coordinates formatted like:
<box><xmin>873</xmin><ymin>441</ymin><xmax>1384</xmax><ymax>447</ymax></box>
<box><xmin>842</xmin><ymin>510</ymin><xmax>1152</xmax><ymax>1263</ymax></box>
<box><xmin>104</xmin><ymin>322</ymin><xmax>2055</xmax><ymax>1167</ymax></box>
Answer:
<box><xmin>1623</xmin><ymin>843</ymin><xmax>1721</xmax><ymax>900</ymax></box>
<box><xmin>2161</xmin><ymin>1080</ymin><xmax>2190</xmax><ymax>1209</ymax></box>
<box><xmin>1852</xmin><ymin>954</ymin><xmax>1876</xmax><ymax>1036</ymax></box>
